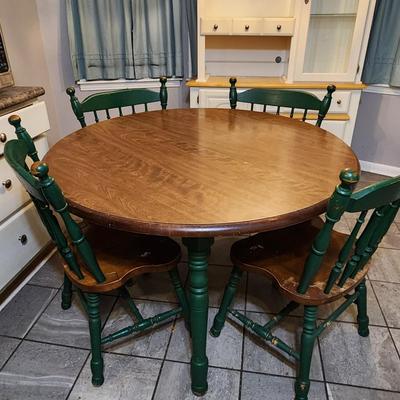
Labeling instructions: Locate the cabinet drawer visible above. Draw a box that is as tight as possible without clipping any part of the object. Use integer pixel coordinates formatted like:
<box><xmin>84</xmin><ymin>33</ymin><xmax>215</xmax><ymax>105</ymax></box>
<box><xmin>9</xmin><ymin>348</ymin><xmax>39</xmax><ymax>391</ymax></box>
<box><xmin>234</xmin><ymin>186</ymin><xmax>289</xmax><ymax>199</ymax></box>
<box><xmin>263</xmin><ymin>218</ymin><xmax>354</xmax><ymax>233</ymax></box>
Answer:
<box><xmin>0</xmin><ymin>101</ymin><xmax>49</xmax><ymax>156</ymax></box>
<box><xmin>263</xmin><ymin>18</ymin><xmax>295</xmax><ymax>36</ymax></box>
<box><xmin>232</xmin><ymin>18</ymin><xmax>264</xmax><ymax>35</ymax></box>
<box><xmin>0</xmin><ymin>135</ymin><xmax>49</xmax><ymax>223</ymax></box>
<box><xmin>306</xmin><ymin>90</ymin><xmax>351</xmax><ymax>113</ymax></box>
<box><xmin>200</xmin><ymin>18</ymin><xmax>232</xmax><ymax>35</ymax></box>
<box><xmin>0</xmin><ymin>202</ymin><xmax>50</xmax><ymax>292</ymax></box>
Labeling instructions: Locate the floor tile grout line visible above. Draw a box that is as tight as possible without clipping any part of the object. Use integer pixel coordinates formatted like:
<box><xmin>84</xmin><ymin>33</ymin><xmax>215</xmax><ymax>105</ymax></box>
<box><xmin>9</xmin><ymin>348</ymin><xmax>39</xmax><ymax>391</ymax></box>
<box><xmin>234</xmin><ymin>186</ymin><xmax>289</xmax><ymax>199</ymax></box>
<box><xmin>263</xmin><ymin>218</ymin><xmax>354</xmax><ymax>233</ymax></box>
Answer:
<box><xmin>22</xmin><ymin>287</ymin><xmax>61</xmax><ymax>340</ymax></box>
<box><xmin>238</xmin><ymin>271</ymin><xmax>249</xmax><ymax>400</ymax></box>
<box><xmin>369</xmin><ymin>280</ymin><xmax>400</xmax><ymax>361</ymax></box>
<box><xmin>26</xmin><ymin>282</ymin><xmax>63</xmax><ymax>290</ymax></box>
<box><xmin>368</xmin><ymin>278</ymin><xmax>400</xmax><ymax>285</ymax></box>
<box><xmin>324</xmin><ymin>380</ymin><xmax>400</xmax><ymax>394</ymax></box>
<box><xmin>65</xmin><ymin>352</ymin><xmax>91</xmax><ymax>400</ymax></box>
<box><xmin>65</xmin><ymin>293</ymin><xmax>119</xmax><ymax>399</ymax></box>
<box><xmin>316</xmin><ymin>335</ymin><xmax>329</xmax><ymax>399</ymax></box>
<box><xmin>150</xmin><ymin>315</ymin><xmax>179</xmax><ymax>400</ymax></box>
<box><xmin>0</xmin><ymin>336</ymin><xmax>25</xmax><ymax>373</ymax></box>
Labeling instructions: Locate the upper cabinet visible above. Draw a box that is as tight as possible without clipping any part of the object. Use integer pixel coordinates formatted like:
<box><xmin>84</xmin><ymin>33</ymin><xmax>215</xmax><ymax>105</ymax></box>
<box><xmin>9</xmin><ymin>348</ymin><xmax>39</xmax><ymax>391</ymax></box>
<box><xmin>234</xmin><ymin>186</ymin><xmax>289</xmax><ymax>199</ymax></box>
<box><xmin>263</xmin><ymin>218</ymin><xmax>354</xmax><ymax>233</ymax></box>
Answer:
<box><xmin>196</xmin><ymin>0</ymin><xmax>375</xmax><ymax>83</ymax></box>
<box><xmin>293</xmin><ymin>0</ymin><xmax>371</xmax><ymax>81</ymax></box>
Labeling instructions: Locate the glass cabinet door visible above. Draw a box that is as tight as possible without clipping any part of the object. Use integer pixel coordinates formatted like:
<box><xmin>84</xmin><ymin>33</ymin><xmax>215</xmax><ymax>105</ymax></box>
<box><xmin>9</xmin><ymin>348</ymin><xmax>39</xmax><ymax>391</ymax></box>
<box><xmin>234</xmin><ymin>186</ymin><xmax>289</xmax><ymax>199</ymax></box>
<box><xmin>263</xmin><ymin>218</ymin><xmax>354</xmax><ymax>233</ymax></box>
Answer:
<box><xmin>294</xmin><ymin>0</ymin><xmax>370</xmax><ymax>81</ymax></box>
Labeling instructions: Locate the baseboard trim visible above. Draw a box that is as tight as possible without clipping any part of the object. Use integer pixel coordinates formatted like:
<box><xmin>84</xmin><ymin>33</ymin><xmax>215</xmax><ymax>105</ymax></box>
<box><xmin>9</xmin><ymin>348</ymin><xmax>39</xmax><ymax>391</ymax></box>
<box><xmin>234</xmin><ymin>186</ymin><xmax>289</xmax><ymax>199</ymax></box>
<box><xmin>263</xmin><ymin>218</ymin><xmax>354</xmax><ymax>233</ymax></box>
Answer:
<box><xmin>360</xmin><ymin>160</ymin><xmax>400</xmax><ymax>177</ymax></box>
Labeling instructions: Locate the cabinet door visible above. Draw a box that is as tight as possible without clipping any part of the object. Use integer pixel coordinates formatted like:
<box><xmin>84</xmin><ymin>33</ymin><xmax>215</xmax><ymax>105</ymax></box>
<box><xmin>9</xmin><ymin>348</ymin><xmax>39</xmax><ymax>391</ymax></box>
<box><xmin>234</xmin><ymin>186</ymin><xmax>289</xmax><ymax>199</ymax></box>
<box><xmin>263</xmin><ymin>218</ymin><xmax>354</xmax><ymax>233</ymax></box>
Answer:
<box><xmin>294</xmin><ymin>0</ymin><xmax>370</xmax><ymax>81</ymax></box>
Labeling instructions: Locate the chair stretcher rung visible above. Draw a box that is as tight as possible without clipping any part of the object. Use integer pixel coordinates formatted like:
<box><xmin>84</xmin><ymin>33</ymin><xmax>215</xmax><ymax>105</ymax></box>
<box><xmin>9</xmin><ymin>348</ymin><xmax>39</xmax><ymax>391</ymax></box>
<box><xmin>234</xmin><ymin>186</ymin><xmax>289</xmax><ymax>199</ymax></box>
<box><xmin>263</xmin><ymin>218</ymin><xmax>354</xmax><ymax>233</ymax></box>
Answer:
<box><xmin>101</xmin><ymin>307</ymin><xmax>181</xmax><ymax>345</ymax></box>
<box><xmin>229</xmin><ymin>309</ymin><xmax>299</xmax><ymax>360</ymax></box>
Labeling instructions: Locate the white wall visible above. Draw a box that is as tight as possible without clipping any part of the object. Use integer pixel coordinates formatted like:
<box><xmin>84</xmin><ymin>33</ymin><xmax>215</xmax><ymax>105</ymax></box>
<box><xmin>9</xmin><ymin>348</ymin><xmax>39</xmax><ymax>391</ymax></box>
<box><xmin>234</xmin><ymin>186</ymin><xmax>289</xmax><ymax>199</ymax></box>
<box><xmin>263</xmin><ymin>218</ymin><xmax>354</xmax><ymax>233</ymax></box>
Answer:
<box><xmin>351</xmin><ymin>92</ymin><xmax>400</xmax><ymax>171</ymax></box>
<box><xmin>0</xmin><ymin>0</ymin><xmax>60</xmax><ymax>144</ymax></box>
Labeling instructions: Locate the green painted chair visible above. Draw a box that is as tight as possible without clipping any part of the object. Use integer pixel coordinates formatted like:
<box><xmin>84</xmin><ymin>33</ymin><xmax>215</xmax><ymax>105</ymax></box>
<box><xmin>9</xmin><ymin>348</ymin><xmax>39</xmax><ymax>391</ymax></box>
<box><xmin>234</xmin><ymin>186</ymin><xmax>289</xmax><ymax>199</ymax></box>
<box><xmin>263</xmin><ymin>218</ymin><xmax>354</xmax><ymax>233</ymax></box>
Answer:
<box><xmin>229</xmin><ymin>77</ymin><xmax>336</xmax><ymax>127</ymax></box>
<box><xmin>66</xmin><ymin>77</ymin><xmax>168</xmax><ymax>127</ymax></box>
<box><xmin>211</xmin><ymin>169</ymin><xmax>400</xmax><ymax>400</ymax></box>
<box><xmin>5</xmin><ymin>115</ymin><xmax>190</xmax><ymax>387</ymax></box>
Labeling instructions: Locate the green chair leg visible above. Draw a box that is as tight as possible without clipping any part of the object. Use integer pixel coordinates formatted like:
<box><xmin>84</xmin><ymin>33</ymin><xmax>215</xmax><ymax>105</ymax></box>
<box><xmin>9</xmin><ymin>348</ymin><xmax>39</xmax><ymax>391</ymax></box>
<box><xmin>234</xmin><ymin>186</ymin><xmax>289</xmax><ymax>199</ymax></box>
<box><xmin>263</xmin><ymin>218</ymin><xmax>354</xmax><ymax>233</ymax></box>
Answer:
<box><xmin>169</xmin><ymin>267</ymin><xmax>191</xmax><ymax>331</ymax></box>
<box><xmin>355</xmin><ymin>279</ymin><xmax>369</xmax><ymax>337</ymax></box>
<box><xmin>210</xmin><ymin>265</ymin><xmax>243</xmax><ymax>337</ymax></box>
<box><xmin>87</xmin><ymin>293</ymin><xmax>104</xmax><ymax>386</ymax></box>
<box><xmin>61</xmin><ymin>274</ymin><xmax>73</xmax><ymax>310</ymax></box>
<box><xmin>295</xmin><ymin>306</ymin><xmax>318</xmax><ymax>400</ymax></box>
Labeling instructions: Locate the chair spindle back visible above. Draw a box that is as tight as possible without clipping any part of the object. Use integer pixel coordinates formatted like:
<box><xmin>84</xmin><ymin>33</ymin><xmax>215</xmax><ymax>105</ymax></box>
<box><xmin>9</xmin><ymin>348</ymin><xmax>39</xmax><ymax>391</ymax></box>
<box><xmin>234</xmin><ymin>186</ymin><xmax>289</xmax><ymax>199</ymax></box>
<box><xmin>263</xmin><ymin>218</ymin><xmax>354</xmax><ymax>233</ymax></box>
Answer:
<box><xmin>67</xmin><ymin>77</ymin><xmax>168</xmax><ymax>128</ymax></box>
<box><xmin>297</xmin><ymin>169</ymin><xmax>400</xmax><ymax>295</ymax></box>
<box><xmin>4</xmin><ymin>116</ymin><xmax>106</xmax><ymax>283</ymax></box>
<box><xmin>229</xmin><ymin>77</ymin><xmax>336</xmax><ymax>127</ymax></box>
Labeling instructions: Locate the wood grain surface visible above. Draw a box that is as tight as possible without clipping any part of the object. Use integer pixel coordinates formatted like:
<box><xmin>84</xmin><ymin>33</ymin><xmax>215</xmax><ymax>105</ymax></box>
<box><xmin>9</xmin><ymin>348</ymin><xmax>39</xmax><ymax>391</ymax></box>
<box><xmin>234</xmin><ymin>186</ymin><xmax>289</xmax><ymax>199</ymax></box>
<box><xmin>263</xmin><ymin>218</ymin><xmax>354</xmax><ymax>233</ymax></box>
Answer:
<box><xmin>231</xmin><ymin>218</ymin><xmax>369</xmax><ymax>305</ymax></box>
<box><xmin>44</xmin><ymin>109</ymin><xmax>359</xmax><ymax>237</ymax></box>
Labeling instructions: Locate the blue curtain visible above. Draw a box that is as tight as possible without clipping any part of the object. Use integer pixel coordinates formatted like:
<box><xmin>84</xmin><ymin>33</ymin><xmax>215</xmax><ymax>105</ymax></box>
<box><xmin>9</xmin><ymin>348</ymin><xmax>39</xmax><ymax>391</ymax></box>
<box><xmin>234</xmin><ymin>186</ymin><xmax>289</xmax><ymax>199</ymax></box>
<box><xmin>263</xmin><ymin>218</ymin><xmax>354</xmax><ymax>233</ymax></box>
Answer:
<box><xmin>362</xmin><ymin>0</ymin><xmax>400</xmax><ymax>86</ymax></box>
<box><xmin>66</xmin><ymin>0</ymin><xmax>197</xmax><ymax>81</ymax></box>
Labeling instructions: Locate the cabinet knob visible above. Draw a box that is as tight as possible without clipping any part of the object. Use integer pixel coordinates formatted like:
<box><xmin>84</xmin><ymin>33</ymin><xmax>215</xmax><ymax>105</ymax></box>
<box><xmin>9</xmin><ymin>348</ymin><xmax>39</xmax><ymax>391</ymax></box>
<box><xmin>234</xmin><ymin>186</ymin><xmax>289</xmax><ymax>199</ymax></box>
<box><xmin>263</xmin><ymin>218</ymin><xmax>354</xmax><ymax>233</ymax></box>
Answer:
<box><xmin>337</xmin><ymin>99</ymin><xmax>342</xmax><ymax>105</ymax></box>
<box><xmin>2</xmin><ymin>179</ymin><xmax>12</xmax><ymax>189</ymax></box>
<box><xmin>0</xmin><ymin>133</ymin><xmax>7</xmax><ymax>143</ymax></box>
<box><xmin>213</xmin><ymin>24</ymin><xmax>218</xmax><ymax>30</ymax></box>
<box><xmin>245</xmin><ymin>25</ymin><xmax>250</xmax><ymax>31</ymax></box>
<box><xmin>276</xmin><ymin>25</ymin><xmax>282</xmax><ymax>31</ymax></box>
<box><xmin>19</xmin><ymin>234</ymin><xmax>28</xmax><ymax>245</ymax></box>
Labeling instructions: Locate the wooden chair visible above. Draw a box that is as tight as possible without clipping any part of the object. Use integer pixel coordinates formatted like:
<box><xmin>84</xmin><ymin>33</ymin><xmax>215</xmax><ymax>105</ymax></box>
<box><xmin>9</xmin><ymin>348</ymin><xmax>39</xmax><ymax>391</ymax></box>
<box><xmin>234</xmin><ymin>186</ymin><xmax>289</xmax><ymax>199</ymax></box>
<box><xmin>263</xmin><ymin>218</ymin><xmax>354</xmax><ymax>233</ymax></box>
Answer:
<box><xmin>5</xmin><ymin>115</ymin><xmax>189</xmax><ymax>387</ymax></box>
<box><xmin>210</xmin><ymin>169</ymin><xmax>400</xmax><ymax>400</ymax></box>
<box><xmin>229</xmin><ymin>77</ymin><xmax>336</xmax><ymax>127</ymax></box>
<box><xmin>66</xmin><ymin>77</ymin><xmax>168</xmax><ymax>127</ymax></box>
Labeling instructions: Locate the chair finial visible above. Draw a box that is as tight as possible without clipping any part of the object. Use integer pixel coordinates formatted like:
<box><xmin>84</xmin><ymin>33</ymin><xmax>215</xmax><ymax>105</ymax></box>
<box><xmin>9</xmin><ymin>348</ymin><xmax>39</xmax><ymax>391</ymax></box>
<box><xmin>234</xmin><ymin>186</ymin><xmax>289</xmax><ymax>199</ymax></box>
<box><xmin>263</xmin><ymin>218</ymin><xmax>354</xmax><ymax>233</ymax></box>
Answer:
<box><xmin>229</xmin><ymin>77</ymin><xmax>237</xmax><ymax>86</ymax></box>
<box><xmin>339</xmin><ymin>168</ymin><xmax>359</xmax><ymax>186</ymax></box>
<box><xmin>8</xmin><ymin>114</ymin><xmax>21</xmax><ymax>129</ymax></box>
<box><xmin>31</xmin><ymin>161</ymin><xmax>49</xmax><ymax>178</ymax></box>
<box><xmin>327</xmin><ymin>84</ymin><xmax>336</xmax><ymax>94</ymax></box>
<box><xmin>66</xmin><ymin>87</ymin><xmax>76</xmax><ymax>97</ymax></box>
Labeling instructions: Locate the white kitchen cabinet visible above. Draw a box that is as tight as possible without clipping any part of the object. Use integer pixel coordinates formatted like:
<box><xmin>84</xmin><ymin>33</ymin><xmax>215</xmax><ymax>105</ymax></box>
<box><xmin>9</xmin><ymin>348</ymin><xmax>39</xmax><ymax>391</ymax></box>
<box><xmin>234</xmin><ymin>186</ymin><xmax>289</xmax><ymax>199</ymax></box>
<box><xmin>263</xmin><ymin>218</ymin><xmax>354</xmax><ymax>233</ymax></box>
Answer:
<box><xmin>190</xmin><ymin>0</ymin><xmax>376</xmax><ymax>145</ymax></box>
<box><xmin>0</xmin><ymin>100</ymin><xmax>51</xmax><ymax>292</ymax></box>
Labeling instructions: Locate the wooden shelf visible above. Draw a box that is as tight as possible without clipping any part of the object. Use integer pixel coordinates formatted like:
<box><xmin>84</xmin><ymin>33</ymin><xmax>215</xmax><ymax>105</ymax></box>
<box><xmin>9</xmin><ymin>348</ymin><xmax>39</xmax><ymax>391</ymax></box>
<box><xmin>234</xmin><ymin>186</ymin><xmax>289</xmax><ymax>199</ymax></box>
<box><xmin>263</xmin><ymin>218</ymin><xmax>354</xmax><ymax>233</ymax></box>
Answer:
<box><xmin>187</xmin><ymin>76</ymin><xmax>366</xmax><ymax>90</ymax></box>
<box><xmin>282</xmin><ymin>113</ymin><xmax>350</xmax><ymax>121</ymax></box>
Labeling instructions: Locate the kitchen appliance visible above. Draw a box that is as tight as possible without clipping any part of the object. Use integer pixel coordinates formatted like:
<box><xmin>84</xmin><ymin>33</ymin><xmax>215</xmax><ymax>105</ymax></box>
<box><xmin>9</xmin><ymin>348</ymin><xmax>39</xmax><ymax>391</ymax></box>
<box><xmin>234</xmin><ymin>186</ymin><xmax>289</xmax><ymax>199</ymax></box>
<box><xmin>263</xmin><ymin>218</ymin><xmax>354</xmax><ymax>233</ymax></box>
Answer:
<box><xmin>0</xmin><ymin>25</ymin><xmax>14</xmax><ymax>89</ymax></box>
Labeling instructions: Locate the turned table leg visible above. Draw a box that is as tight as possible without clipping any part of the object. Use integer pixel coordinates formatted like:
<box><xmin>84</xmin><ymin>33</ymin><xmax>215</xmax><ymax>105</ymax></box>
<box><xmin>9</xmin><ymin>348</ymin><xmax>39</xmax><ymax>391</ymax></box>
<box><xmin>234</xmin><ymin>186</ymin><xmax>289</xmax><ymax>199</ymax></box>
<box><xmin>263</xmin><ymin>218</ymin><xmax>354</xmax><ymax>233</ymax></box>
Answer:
<box><xmin>183</xmin><ymin>237</ymin><xmax>214</xmax><ymax>396</ymax></box>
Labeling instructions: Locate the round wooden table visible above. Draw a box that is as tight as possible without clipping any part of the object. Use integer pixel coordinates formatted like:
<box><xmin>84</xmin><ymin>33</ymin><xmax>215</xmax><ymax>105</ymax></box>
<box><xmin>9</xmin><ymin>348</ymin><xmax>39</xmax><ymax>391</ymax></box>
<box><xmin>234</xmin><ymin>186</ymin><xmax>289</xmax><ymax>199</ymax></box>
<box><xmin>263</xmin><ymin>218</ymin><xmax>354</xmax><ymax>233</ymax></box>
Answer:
<box><xmin>45</xmin><ymin>108</ymin><xmax>359</xmax><ymax>395</ymax></box>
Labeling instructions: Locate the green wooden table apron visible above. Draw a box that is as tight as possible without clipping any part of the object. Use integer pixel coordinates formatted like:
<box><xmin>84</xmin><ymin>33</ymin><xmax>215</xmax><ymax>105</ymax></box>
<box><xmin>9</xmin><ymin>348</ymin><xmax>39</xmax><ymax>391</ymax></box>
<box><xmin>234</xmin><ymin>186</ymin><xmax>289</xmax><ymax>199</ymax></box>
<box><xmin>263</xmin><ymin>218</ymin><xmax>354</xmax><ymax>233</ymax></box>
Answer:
<box><xmin>43</xmin><ymin>108</ymin><xmax>360</xmax><ymax>396</ymax></box>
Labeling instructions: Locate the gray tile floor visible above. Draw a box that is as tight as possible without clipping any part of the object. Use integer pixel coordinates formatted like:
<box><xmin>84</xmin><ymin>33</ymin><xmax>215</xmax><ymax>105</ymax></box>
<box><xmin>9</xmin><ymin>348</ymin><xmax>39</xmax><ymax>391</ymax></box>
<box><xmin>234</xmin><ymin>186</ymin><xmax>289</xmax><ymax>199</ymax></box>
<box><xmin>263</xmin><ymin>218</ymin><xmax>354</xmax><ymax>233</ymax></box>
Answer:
<box><xmin>1</xmin><ymin>172</ymin><xmax>400</xmax><ymax>399</ymax></box>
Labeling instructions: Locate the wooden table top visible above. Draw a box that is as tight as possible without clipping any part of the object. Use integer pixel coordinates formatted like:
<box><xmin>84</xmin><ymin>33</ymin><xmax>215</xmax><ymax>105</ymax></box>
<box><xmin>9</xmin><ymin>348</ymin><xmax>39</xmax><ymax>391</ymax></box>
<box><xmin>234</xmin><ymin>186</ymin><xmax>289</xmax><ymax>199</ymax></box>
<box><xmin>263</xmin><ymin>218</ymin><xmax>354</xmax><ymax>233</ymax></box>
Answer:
<box><xmin>44</xmin><ymin>108</ymin><xmax>359</xmax><ymax>237</ymax></box>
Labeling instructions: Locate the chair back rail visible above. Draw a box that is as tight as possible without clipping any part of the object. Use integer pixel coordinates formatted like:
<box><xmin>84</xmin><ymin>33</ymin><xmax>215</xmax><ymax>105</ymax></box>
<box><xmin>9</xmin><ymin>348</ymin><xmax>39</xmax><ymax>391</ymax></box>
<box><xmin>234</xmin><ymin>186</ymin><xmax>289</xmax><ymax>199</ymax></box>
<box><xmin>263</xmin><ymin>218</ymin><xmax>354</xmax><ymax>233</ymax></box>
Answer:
<box><xmin>4</xmin><ymin>117</ymin><xmax>105</xmax><ymax>283</ymax></box>
<box><xmin>229</xmin><ymin>77</ymin><xmax>336</xmax><ymax>127</ymax></box>
<box><xmin>67</xmin><ymin>77</ymin><xmax>168</xmax><ymax>127</ymax></box>
<box><xmin>298</xmin><ymin>170</ymin><xmax>400</xmax><ymax>295</ymax></box>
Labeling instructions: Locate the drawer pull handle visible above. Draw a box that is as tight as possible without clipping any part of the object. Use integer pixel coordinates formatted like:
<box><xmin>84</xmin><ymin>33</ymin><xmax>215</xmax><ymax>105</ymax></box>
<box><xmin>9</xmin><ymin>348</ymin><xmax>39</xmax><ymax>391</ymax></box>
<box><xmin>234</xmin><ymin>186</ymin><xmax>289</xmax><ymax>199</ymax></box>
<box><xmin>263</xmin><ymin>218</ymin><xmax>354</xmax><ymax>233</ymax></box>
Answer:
<box><xmin>19</xmin><ymin>234</ymin><xmax>28</xmax><ymax>245</ymax></box>
<box><xmin>213</xmin><ymin>24</ymin><xmax>218</xmax><ymax>30</ymax></box>
<box><xmin>337</xmin><ymin>99</ymin><xmax>342</xmax><ymax>105</ymax></box>
<box><xmin>245</xmin><ymin>25</ymin><xmax>250</xmax><ymax>31</ymax></box>
<box><xmin>0</xmin><ymin>133</ymin><xmax>7</xmax><ymax>143</ymax></box>
<box><xmin>277</xmin><ymin>25</ymin><xmax>282</xmax><ymax>31</ymax></box>
<box><xmin>2</xmin><ymin>179</ymin><xmax>12</xmax><ymax>189</ymax></box>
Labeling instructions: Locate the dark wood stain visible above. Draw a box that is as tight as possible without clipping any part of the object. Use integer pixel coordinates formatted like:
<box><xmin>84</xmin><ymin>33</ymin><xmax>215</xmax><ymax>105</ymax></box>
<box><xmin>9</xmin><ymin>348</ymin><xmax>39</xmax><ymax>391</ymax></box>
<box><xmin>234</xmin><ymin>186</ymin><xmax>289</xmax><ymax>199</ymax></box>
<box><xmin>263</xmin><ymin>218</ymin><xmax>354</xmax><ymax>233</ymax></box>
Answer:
<box><xmin>44</xmin><ymin>109</ymin><xmax>359</xmax><ymax>237</ymax></box>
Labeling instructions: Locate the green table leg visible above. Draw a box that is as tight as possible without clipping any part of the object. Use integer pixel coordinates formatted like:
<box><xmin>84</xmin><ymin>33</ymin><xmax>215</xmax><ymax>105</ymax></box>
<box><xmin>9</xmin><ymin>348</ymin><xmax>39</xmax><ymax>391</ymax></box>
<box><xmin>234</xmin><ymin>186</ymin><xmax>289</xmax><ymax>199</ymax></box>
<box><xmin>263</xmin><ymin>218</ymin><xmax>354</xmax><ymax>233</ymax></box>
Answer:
<box><xmin>183</xmin><ymin>237</ymin><xmax>214</xmax><ymax>396</ymax></box>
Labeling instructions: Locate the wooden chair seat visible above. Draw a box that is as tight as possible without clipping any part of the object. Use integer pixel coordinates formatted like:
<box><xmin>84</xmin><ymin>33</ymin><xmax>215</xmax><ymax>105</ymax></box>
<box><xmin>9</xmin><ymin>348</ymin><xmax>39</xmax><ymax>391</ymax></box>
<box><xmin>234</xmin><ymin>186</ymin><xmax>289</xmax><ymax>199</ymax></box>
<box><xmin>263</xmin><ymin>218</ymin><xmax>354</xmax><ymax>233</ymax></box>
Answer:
<box><xmin>64</xmin><ymin>224</ymin><xmax>180</xmax><ymax>292</ymax></box>
<box><xmin>231</xmin><ymin>218</ymin><xmax>369</xmax><ymax>306</ymax></box>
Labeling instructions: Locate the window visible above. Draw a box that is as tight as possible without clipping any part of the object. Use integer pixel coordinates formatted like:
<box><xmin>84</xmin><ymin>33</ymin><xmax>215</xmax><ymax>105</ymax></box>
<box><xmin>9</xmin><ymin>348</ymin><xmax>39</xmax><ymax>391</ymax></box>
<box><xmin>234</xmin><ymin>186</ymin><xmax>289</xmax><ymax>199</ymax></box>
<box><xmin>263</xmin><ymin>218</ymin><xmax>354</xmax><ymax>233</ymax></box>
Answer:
<box><xmin>66</xmin><ymin>0</ymin><xmax>196</xmax><ymax>82</ymax></box>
